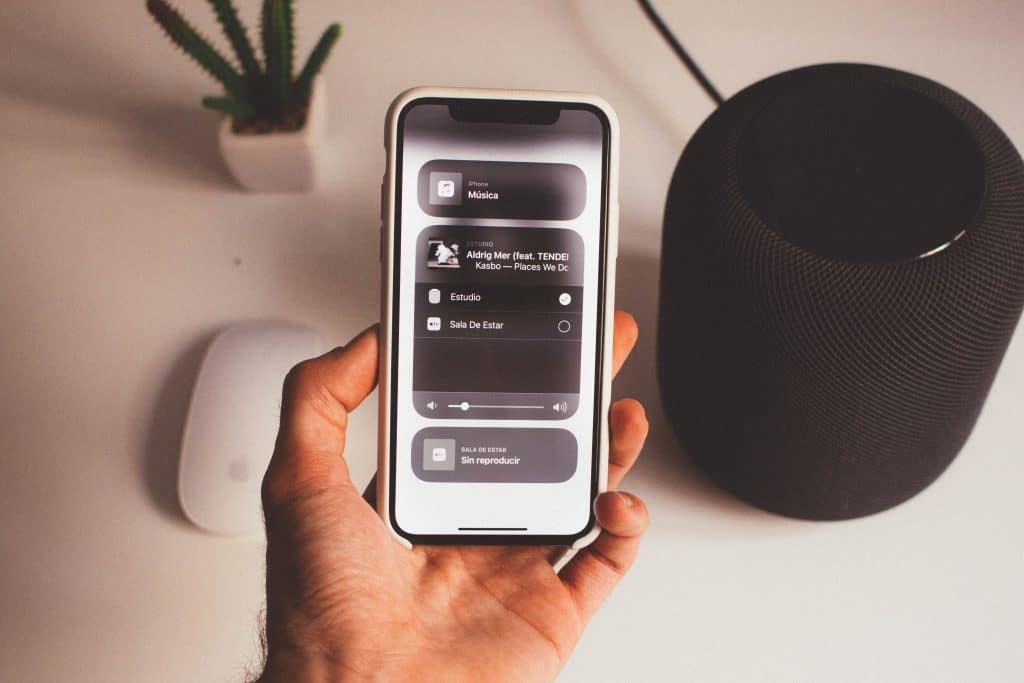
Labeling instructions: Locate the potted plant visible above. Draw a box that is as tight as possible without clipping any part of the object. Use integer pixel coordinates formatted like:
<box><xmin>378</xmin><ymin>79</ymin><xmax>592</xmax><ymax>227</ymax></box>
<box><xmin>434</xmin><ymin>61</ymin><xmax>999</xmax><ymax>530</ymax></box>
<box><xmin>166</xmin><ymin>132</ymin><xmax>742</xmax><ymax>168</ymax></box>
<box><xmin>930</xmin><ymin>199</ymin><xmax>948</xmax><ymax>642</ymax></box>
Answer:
<box><xmin>146</xmin><ymin>0</ymin><xmax>342</xmax><ymax>192</ymax></box>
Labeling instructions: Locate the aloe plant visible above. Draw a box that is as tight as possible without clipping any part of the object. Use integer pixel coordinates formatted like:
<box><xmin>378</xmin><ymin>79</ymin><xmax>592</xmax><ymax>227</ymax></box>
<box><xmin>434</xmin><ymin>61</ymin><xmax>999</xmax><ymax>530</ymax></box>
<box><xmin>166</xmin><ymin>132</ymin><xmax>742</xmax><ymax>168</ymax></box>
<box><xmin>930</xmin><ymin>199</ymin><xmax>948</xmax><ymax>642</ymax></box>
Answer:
<box><xmin>147</xmin><ymin>0</ymin><xmax>341</xmax><ymax>131</ymax></box>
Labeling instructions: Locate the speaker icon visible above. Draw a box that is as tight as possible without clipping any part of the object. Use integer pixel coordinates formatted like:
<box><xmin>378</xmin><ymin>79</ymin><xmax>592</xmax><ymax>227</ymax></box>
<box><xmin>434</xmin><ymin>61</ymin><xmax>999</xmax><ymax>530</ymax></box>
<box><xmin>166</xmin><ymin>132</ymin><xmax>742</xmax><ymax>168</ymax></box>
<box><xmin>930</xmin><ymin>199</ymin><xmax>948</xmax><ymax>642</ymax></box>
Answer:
<box><xmin>426</xmin><ymin>401</ymin><xmax>437</xmax><ymax>410</ymax></box>
<box><xmin>552</xmin><ymin>401</ymin><xmax>568</xmax><ymax>414</ymax></box>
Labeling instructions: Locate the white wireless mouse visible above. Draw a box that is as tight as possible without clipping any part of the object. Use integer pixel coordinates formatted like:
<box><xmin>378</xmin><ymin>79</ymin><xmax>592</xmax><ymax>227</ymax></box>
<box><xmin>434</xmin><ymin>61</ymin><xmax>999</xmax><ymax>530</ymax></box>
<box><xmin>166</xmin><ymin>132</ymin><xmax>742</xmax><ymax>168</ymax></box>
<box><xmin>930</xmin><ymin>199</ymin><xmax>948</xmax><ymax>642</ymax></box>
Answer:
<box><xmin>179</xmin><ymin>320</ymin><xmax>325</xmax><ymax>535</ymax></box>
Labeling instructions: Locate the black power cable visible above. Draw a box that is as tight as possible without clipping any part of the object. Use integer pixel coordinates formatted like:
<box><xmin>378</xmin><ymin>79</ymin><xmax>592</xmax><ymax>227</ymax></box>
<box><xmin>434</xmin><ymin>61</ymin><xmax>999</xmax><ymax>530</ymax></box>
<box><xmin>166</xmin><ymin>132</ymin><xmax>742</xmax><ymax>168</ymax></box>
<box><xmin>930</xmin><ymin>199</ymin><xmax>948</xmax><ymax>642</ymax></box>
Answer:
<box><xmin>636</xmin><ymin>0</ymin><xmax>725</xmax><ymax>106</ymax></box>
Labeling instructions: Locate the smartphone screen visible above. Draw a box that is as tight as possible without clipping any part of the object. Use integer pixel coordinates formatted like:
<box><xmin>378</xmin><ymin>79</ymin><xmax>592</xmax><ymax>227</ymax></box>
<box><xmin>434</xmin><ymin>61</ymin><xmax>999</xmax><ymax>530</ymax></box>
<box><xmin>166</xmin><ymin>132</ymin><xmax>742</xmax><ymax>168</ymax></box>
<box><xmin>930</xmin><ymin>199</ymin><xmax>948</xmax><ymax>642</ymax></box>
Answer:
<box><xmin>388</xmin><ymin>95</ymin><xmax>612</xmax><ymax>543</ymax></box>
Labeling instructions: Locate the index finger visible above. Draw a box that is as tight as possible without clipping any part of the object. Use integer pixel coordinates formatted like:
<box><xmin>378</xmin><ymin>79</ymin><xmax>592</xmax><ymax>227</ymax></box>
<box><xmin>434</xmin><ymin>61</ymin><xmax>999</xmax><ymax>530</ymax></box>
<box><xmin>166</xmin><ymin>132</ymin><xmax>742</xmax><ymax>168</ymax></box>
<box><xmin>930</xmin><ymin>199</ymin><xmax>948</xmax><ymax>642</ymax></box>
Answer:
<box><xmin>263</xmin><ymin>325</ymin><xmax>379</xmax><ymax>506</ymax></box>
<box><xmin>611</xmin><ymin>310</ymin><xmax>639</xmax><ymax>378</ymax></box>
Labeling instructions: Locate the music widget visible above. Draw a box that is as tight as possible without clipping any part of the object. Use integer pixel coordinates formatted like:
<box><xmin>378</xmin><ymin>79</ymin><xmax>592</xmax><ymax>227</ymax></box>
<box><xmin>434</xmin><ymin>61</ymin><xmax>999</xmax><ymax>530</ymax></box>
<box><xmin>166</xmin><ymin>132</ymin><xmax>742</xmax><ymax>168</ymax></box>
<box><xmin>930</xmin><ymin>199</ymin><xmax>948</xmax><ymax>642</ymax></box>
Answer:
<box><xmin>412</xmin><ymin>154</ymin><xmax>588</xmax><ymax>423</ymax></box>
<box><xmin>412</xmin><ymin>224</ymin><xmax>584</xmax><ymax>420</ymax></box>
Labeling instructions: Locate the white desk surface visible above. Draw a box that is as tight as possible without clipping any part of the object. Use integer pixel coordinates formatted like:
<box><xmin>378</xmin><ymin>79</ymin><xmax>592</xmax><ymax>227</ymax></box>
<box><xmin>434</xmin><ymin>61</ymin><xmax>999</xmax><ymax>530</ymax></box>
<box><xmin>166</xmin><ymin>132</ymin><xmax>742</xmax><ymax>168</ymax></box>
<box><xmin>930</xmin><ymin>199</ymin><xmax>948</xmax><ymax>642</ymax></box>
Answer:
<box><xmin>2</xmin><ymin>1</ymin><xmax>1023</xmax><ymax>680</ymax></box>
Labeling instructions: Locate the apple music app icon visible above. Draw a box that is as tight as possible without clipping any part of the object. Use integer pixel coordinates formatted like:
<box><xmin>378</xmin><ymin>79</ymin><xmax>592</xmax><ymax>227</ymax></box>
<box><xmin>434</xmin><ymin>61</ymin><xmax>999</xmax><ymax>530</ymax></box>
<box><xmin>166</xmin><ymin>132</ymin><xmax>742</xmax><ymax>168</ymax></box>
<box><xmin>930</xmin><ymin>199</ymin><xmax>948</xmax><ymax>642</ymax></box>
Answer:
<box><xmin>428</xmin><ymin>171</ymin><xmax>462</xmax><ymax>205</ymax></box>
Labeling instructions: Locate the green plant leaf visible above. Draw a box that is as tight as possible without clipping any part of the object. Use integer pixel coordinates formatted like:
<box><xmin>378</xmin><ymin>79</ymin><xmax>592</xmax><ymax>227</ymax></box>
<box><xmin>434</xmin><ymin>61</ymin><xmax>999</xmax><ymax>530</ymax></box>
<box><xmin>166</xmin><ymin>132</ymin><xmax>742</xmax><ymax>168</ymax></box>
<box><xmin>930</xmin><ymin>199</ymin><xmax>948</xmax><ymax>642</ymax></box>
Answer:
<box><xmin>207</xmin><ymin>0</ymin><xmax>262</xmax><ymax>84</ymax></box>
<box><xmin>291</xmin><ymin>22</ymin><xmax>341</xmax><ymax>112</ymax></box>
<box><xmin>261</xmin><ymin>0</ymin><xmax>291</xmax><ymax>119</ymax></box>
<box><xmin>283</xmin><ymin>0</ymin><xmax>294</xmax><ymax>90</ymax></box>
<box><xmin>146</xmin><ymin>0</ymin><xmax>249</xmax><ymax>103</ymax></box>
<box><xmin>202</xmin><ymin>94</ymin><xmax>255</xmax><ymax>121</ymax></box>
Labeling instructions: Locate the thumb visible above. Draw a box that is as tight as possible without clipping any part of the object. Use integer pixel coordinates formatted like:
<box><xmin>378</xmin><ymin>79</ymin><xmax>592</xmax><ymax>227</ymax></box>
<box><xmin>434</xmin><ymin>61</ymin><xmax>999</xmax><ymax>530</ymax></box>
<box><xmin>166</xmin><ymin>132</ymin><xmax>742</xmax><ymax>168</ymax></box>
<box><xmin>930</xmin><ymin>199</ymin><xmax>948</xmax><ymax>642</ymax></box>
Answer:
<box><xmin>262</xmin><ymin>325</ymin><xmax>379</xmax><ymax>514</ymax></box>
<box><xmin>559</xmin><ymin>491</ymin><xmax>649</xmax><ymax>623</ymax></box>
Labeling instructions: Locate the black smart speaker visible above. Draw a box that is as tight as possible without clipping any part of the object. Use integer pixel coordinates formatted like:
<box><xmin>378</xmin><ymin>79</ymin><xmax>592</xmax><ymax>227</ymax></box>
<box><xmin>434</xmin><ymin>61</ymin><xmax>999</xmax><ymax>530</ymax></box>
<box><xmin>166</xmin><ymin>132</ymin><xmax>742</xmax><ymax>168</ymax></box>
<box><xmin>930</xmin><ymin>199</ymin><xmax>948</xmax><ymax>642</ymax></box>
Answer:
<box><xmin>658</xmin><ymin>63</ymin><xmax>1024</xmax><ymax>520</ymax></box>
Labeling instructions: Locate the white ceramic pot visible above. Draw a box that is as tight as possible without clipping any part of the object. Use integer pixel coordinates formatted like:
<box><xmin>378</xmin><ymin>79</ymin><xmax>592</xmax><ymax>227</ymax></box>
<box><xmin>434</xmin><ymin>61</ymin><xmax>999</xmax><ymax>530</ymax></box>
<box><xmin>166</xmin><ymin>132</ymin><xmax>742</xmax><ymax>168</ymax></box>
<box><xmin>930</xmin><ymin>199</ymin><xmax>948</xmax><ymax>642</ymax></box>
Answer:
<box><xmin>217</xmin><ymin>76</ymin><xmax>327</xmax><ymax>192</ymax></box>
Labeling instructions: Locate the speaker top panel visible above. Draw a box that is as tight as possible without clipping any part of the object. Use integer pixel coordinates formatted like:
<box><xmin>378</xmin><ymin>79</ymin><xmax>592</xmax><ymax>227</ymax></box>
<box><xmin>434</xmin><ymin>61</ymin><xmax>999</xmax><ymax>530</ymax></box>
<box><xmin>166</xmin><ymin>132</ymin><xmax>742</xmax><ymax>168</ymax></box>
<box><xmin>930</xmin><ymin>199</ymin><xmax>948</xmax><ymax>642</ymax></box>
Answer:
<box><xmin>738</xmin><ymin>65</ymin><xmax>985</xmax><ymax>265</ymax></box>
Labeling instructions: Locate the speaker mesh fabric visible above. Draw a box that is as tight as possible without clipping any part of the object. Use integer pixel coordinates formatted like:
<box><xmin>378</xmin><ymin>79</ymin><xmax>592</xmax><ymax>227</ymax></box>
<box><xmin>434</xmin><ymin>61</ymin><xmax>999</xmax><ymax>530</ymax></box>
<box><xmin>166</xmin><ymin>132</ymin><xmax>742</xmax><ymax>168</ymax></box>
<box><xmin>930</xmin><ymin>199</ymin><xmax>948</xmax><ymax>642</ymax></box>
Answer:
<box><xmin>658</xmin><ymin>63</ymin><xmax>1024</xmax><ymax>519</ymax></box>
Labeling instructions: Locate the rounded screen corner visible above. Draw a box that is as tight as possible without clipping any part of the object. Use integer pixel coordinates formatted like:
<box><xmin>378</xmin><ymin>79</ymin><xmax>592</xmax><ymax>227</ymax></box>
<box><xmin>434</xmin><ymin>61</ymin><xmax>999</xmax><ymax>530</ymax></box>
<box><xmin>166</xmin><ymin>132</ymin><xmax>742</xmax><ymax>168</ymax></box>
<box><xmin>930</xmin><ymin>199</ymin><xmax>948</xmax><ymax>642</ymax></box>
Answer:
<box><xmin>387</xmin><ymin>507</ymin><xmax>417</xmax><ymax>546</ymax></box>
<box><xmin>390</xmin><ymin>88</ymin><xmax>437</xmax><ymax>120</ymax></box>
<box><xmin>571</xmin><ymin>98</ymin><xmax>616</xmax><ymax>134</ymax></box>
<box><xmin>567</xmin><ymin>513</ymin><xmax>600</xmax><ymax>549</ymax></box>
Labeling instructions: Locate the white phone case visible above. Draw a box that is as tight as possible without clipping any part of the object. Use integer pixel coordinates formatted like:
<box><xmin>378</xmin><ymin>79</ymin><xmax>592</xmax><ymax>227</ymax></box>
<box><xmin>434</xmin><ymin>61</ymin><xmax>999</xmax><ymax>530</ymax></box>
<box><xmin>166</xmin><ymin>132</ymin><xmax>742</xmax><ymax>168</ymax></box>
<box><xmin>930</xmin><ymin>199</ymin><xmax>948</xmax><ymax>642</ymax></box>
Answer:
<box><xmin>377</xmin><ymin>87</ymin><xmax>620</xmax><ymax>549</ymax></box>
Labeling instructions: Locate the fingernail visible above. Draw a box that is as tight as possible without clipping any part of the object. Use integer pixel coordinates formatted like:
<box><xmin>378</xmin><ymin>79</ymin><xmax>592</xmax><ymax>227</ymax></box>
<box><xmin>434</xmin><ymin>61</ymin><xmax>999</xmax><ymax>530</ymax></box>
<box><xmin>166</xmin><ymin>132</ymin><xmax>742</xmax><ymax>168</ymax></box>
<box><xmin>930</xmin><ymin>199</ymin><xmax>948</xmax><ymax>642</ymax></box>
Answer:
<box><xmin>345</xmin><ymin>324</ymin><xmax>378</xmax><ymax>347</ymax></box>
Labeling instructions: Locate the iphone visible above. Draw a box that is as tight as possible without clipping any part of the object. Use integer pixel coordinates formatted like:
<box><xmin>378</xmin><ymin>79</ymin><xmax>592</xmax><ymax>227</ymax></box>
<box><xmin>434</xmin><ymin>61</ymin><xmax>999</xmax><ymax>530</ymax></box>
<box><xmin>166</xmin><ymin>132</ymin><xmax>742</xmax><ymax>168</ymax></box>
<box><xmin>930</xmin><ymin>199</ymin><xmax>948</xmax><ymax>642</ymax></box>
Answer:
<box><xmin>378</xmin><ymin>88</ymin><xmax>619</xmax><ymax>545</ymax></box>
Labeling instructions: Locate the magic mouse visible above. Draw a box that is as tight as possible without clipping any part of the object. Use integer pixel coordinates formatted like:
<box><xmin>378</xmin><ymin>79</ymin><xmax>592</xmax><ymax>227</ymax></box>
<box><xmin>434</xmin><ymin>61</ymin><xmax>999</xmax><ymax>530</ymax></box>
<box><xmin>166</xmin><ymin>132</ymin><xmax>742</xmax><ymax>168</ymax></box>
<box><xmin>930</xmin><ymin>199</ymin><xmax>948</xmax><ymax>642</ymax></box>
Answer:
<box><xmin>179</xmin><ymin>320</ymin><xmax>324</xmax><ymax>535</ymax></box>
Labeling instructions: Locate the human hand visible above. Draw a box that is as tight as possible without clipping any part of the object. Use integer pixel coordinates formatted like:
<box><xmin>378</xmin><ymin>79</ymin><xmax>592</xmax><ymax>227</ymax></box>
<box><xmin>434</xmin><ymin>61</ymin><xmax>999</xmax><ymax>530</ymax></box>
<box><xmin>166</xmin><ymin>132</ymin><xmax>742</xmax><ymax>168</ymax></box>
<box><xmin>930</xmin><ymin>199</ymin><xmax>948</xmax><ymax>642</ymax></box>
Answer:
<box><xmin>257</xmin><ymin>311</ymin><xmax>649</xmax><ymax>682</ymax></box>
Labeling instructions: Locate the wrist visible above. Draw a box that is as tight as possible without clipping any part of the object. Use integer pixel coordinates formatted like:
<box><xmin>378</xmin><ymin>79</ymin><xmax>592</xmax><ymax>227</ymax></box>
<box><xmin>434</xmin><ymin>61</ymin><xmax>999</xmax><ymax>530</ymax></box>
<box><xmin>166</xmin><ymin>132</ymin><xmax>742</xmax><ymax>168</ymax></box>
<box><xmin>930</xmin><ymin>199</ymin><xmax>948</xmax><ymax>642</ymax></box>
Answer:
<box><xmin>257</xmin><ymin>648</ymin><xmax>350</xmax><ymax>683</ymax></box>
<box><xmin>258</xmin><ymin>644</ymin><xmax>418</xmax><ymax>683</ymax></box>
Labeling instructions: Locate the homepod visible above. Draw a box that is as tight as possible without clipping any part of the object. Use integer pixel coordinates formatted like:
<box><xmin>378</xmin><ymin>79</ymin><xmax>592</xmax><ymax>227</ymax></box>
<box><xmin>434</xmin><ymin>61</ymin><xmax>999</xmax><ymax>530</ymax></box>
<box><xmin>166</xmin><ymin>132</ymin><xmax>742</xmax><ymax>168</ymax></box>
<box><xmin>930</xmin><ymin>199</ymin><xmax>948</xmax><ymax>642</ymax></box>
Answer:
<box><xmin>658</xmin><ymin>63</ymin><xmax>1024</xmax><ymax>520</ymax></box>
